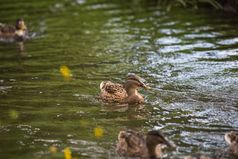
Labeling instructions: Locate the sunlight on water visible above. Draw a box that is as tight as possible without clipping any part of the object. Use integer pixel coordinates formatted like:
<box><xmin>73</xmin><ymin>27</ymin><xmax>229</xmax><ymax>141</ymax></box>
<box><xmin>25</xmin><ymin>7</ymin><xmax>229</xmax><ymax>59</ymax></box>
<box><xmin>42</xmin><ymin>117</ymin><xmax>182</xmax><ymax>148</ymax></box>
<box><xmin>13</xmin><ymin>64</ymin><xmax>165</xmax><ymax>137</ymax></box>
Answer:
<box><xmin>0</xmin><ymin>0</ymin><xmax>238</xmax><ymax>159</ymax></box>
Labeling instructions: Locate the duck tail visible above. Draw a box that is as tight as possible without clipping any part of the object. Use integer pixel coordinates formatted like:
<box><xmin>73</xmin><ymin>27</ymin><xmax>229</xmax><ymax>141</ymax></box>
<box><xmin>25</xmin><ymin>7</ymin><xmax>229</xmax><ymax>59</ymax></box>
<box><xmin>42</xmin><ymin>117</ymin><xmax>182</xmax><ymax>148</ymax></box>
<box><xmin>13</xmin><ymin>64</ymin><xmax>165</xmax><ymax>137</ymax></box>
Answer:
<box><xmin>100</xmin><ymin>81</ymin><xmax>106</xmax><ymax>90</ymax></box>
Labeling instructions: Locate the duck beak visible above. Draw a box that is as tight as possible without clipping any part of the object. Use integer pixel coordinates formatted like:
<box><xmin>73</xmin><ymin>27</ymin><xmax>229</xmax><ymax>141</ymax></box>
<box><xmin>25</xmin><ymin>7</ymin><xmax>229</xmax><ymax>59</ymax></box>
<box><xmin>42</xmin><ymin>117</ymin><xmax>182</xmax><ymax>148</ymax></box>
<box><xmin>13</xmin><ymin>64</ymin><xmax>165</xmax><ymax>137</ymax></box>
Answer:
<box><xmin>22</xmin><ymin>23</ymin><xmax>27</xmax><ymax>30</ymax></box>
<box><xmin>165</xmin><ymin>140</ymin><xmax>176</xmax><ymax>148</ymax></box>
<box><xmin>19</xmin><ymin>21</ymin><xmax>27</xmax><ymax>30</ymax></box>
<box><xmin>127</xmin><ymin>73</ymin><xmax>151</xmax><ymax>89</ymax></box>
<box><xmin>144</xmin><ymin>85</ymin><xmax>151</xmax><ymax>90</ymax></box>
<box><xmin>139</xmin><ymin>81</ymin><xmax>151</xmax><ymax>90</ymax></box>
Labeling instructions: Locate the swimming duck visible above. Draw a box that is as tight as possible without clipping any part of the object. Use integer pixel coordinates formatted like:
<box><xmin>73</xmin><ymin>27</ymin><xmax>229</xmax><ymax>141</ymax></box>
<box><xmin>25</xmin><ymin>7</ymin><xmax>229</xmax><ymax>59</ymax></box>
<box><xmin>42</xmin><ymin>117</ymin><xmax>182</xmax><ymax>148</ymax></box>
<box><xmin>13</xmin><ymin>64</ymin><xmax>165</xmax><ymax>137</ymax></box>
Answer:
<box><xmin>225</xmin><ymin>131</ymin><xmax>238</xmax><ymax>156</ymax></box>
<box><xmin>0</xmin><ymin>18</ymin><xmax>28</xmax><ymax>42</ymax></box>
<box><xmin>116</xmin><ymin>129</ymin><xmax>148</xmax><ymax>158</ymax></box>
<box><xmin>146</xmin><ymin>130</ymin><xmax>176</xmax><ymax>158</ymax></box>
<box><xmin>99</xmin><ymin>73</ymin><xmax>149</xmax><ymax>104</ymax></box>
<box><xmin>184</xmin><ymin>155</ymin><xmax>214</xmax><ymax>159</ymax></box>
<box><xmin>116</xmin><ymin>129</ymin><xmax>175</xmax><ymax>159</ymax></box>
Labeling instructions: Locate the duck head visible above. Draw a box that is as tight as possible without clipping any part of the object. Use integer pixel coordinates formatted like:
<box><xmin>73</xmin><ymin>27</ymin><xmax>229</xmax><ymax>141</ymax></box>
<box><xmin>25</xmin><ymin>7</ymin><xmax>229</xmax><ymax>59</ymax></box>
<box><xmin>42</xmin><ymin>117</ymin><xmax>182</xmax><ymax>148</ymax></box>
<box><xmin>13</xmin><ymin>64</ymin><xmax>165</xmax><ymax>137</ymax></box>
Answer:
<box><xmin>146</xmin><ymin>130</ymin><xmax>176</xmax><ymax>158</ymax></box>
<box><xmin>124</xmin><ymin>73</ymin><xmax>150</xmax><ymax>95</ymax></box>
<box><xmin>15</xmin><ymin>19</ymin><xmax>27</xmax><ymax>31</ymax></box>
<box><xmin>225</xmin><ymin>131</ymin><xmax>238</xmax><ymax>156</ymax></box>
<box><xmin>116</xmin><ymin>129</ymin><xmax>148</xmax><ymax>158</ymax></box>
<box><xmin>225</xmin><ymin>131</ymin><xmax>238</xmax><ymax>145</ymax></box>
<box><xmin>15</xmin><ymin>19</ymin><xmax>27</xmax><ymax>38</ymax></box>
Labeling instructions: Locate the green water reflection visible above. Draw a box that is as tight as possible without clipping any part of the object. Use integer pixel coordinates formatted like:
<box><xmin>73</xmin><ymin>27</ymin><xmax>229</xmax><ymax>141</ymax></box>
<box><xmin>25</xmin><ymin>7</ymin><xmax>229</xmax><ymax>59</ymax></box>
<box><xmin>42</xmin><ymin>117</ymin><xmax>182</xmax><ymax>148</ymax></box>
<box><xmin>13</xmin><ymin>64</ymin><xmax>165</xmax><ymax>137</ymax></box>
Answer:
<box><xmin>0</xmin><ymin>0</ymin><xmax>238</xmax><ymax>158</ymax></box>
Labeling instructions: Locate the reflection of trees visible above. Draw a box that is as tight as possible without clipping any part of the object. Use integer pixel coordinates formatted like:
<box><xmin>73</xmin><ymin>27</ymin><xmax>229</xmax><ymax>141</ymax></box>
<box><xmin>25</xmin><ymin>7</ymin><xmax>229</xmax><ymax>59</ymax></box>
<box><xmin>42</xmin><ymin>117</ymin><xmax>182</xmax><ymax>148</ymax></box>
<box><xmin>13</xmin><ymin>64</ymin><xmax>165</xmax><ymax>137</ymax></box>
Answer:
<box><xmin>118</xmin><ymin>0</ymin><xmax>238</xmax><ymax>13</ymax></box>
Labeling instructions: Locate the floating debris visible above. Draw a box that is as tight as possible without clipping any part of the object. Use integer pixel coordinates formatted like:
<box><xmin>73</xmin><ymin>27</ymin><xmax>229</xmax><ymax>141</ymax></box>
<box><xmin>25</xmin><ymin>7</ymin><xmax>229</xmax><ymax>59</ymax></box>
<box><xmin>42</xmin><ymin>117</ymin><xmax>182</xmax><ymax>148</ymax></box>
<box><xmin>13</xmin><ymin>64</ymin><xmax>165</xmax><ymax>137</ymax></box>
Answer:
<box><xmin>64</xmin><ymin>147</ymin><xmax>72</xmax><ymax>159</ymax></box>
<box><xmin>60</xmin><ymin>65</ymin><xmax>73</xmax><ymax>80</ymax></box>
<box><xmin>94</xmin><ymin>127</ymin><xmax>104</xmax><ymax>138</ymax></box>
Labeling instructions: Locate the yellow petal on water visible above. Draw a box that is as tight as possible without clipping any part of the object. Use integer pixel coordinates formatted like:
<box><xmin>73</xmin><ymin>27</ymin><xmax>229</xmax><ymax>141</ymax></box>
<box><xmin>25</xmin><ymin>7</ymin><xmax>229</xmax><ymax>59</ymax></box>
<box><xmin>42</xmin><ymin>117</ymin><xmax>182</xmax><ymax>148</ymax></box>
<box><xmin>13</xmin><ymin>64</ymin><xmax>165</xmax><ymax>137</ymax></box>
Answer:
<box><xmin>94</xmin><ymin>127</ymin><xmax>104</xmax><ymax>138</ymax></box>
<box><xmin>49</xmin><ymin>146</ymin><xmax>57</xmax><ymax>154</ymax></box>
<box><xmin>64</xmin><ymin>147</ymin><xmax>72</xmax><ymax>159</ymax></box>
<box><xmin>60</xmin><ymin>65</ymin><xmax>72</xmax><ymax>80</ymax></box>
<box><xmin>9</xmin><ymin>110</ymin><xmax>19</xmax><ymax>119</ymax></box>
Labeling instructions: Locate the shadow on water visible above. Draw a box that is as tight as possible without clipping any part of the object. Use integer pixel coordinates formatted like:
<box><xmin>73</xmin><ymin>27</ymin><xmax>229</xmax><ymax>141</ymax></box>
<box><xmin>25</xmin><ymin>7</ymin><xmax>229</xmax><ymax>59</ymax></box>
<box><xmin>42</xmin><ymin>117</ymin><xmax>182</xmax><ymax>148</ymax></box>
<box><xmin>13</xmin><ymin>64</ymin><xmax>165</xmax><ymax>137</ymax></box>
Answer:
<box><xmin>0</xmin><ymin>0</ymin><xmax>238</xmax><ymax>158</ymax></box>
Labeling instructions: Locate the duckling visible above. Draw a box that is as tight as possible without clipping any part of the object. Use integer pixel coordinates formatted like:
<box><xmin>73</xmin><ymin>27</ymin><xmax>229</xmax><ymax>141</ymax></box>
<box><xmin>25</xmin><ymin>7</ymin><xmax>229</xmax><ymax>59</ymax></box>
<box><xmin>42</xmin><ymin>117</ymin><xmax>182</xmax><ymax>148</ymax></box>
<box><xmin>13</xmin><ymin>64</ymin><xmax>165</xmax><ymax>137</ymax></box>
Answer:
<box><xmin>184</xmin><ymin>155</ymin><xmax>214</xmax><ymax>159</ymax></box>
<box><xmin>99</xmin><ymin>73</ymin><xmax>149</xmax><ymax>104</ymax></box>
<box><xmin>116</xmin><ymin>129</ymin><xmax>175</xmax><ymax>159</ymax></box>
<box><xmin>116</xmin><ymin>129</ymin><xmax>148</xmax><ymax>159</ymax></box>
<box><xmin>146</xmin><ymin>130</ymin><xmax>176</xmax><ymax>158</ymax></box>
<box><xmin>0</xmin><ymin>18</ymin><xmax>28</xmax><ymax>42</ymax></box>
<box><xmin>224</xmin><ymin>131</ymin><xmax>238</xmax><ymax>156</ymax></box>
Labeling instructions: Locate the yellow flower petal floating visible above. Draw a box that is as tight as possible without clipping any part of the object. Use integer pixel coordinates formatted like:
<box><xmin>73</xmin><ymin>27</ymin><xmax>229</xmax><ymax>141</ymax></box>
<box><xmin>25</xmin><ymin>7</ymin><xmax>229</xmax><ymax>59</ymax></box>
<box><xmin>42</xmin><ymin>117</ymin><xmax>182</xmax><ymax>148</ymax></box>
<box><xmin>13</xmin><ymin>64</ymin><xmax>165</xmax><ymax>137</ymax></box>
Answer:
<box><xmin>64</xmin><ymin>147</ymin><xmax>72</xmax><ymax>159</ymax></box>
<box><xmin>94</xmin><ymin>127</ymin><xmax>104</xmax><ymax>138</ymax></box>
<box><xmin>60</xmin><ymin>65</ymin><xmax>73</xmax><ymax>80</ymax></box>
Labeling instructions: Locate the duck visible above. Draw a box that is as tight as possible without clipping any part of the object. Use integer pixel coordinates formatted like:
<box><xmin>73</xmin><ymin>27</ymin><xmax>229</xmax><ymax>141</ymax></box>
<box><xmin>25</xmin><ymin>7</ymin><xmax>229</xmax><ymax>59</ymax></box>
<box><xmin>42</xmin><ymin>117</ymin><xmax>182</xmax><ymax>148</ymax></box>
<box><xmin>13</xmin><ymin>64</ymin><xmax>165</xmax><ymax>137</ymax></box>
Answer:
<box><xmin>146</xmin><ymin>130</ymin><xmax>176</xmax><ymax>158</ymax></box>
<box><xmin>224</xmin><ymin>131</ymin><xmax>238</xmax><ymax>156</ymax></box>
<box><xmin>116</xmin><ymin>129</ymin><xmax>175</xmax><ymax>159</ymax></box>
<box><xmin>184</xmin><ymin>155</ymin><xmax>214</xmax><ymax>159</ymax></box>
<box><xmin>99</xmin><ymin>73</ymin><xmax>150</xmax><ymax>105</ymax></box>
<box><xmin>116</xmin><ymin>129</ymin><xmax>148</xmax><ymax>158</ymax></box>
<box><xmin>0</xmin><ymin>18</ymin><xmax>28</xmax><ymax>42</ymax></box>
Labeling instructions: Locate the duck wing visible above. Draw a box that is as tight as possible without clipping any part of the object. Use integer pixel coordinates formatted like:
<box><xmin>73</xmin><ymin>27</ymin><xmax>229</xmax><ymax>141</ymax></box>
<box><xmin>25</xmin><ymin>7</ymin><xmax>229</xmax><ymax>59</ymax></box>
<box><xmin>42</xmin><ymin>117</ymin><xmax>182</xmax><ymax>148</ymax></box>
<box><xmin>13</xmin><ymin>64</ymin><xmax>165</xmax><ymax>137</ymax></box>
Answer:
<box><xmin>99</xmin><ymin>81</ymin><xmax>127</xmax><ymax>103</ymax></box>
<box><xmin>117</xmin><ymin>130</ymin><xmax>148</xmax><ymax>158</ymax></box>
<box><xmin>0</xmin><ymin>24</ymin><xmax>15</xmax><ymax>34</ymax></box>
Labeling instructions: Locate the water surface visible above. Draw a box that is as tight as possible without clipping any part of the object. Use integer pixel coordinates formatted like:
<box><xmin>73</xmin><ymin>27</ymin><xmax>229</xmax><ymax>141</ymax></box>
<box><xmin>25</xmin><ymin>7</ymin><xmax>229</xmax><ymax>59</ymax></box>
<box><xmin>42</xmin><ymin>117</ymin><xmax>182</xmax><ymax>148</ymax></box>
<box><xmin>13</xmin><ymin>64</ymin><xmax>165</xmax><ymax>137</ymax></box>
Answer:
<box><xmin>0</xmin><ymin>0</ymin><xmax>238</xmax><ymax>158</ymax></box>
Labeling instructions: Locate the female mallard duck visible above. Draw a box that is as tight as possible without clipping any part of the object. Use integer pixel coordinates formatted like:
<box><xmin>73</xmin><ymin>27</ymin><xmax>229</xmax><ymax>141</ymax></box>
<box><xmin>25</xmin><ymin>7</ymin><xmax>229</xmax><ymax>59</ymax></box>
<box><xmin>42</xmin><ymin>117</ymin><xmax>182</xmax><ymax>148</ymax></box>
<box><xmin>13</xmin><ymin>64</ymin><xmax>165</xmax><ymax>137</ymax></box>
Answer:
<box><xmin>116</xmin><ymin>129</ymin><xmax>148</xmax><ymax>158</ymax></box>
<box><xmin>184</xmin><ymin>155</ymin><xmax>213</xmax><ymax>159</ymax></box>
<box><xmin>146</xmin><ymin>130</ymin><xmax>176</xmax><ymax>158</ymax></box>
<box><xmin>183</xmin><ymin>131</ymin><xmax>238</xmax><ymax>159</ymax></box>
<box><xmin>116</xmin><ymin>129</ymin><xmax>175</xmax><ymax>159</ymax></box>
<box><xmin>99</xmin><ymin>73</ymin><xmax>150</xmax><ymax>105</ymax></box>
<box><xmin>225</xmin><ymin>131</ymin><xmax>238</xmax><ymax>156</ymax></box>
<box><xmin>0</xmin><ymin>18</ymin><xmax>28</xmax><ymax>42</ymax></box>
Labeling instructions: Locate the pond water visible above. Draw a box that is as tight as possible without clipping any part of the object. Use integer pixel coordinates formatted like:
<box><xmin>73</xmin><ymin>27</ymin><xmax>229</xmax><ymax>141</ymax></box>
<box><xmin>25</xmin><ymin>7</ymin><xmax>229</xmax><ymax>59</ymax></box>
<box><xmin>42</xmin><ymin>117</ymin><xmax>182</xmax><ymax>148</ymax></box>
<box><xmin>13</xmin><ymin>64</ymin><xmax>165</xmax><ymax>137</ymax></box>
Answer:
<box><xmin>0</xmin><ymin>0</ymin><xmax>238</xmax><ymax>158</ymax></box>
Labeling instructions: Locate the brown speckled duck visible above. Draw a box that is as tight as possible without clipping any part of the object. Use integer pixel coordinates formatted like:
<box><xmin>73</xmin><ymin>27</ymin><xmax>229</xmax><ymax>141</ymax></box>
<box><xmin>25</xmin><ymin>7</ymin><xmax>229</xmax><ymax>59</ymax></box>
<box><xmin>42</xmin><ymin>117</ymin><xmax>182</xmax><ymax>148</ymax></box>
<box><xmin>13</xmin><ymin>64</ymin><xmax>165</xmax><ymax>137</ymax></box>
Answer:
<box><xmin>225</xmin><ymin>131</ymin><xmax>238</xmax><ymax>156</ymax></box>
<box><xmin>116</xmin><ymin>129</ymin><xmax>175</xmax><ymax>159</ymax></box>
<box><xmin>146</xmin><ymin>130</ymin><xmax>176</xmax><ymax>158</ymax></box>
<box><xmin>116</xmin><ymin>129</ymin><xmax>148</xmax><ymax>158</ymax></box>
<box><xmin>0</xmin><ymin>18</ymin><xmax>28</xmax><ymax>42</ymax></box>
<box><xmin>99</xmin><ymin>73</ymin><xmax>150</xmax><ymax>105</ymax></box>
<box><xmin>184</xmin><ymin>155</ymin><xmax>214</xmax><ymax>159</ymax></box>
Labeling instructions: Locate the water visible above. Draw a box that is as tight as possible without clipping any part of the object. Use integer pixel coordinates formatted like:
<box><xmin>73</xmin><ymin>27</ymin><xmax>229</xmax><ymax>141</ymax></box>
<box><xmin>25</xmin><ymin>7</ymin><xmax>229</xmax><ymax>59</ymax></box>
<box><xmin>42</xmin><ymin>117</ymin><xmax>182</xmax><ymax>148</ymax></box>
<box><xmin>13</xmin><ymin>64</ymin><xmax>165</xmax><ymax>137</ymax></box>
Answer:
<box><xmin>0</xmin><ymin>0</ymin><xmax>238</xmax><ymax>158</ymax></box>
